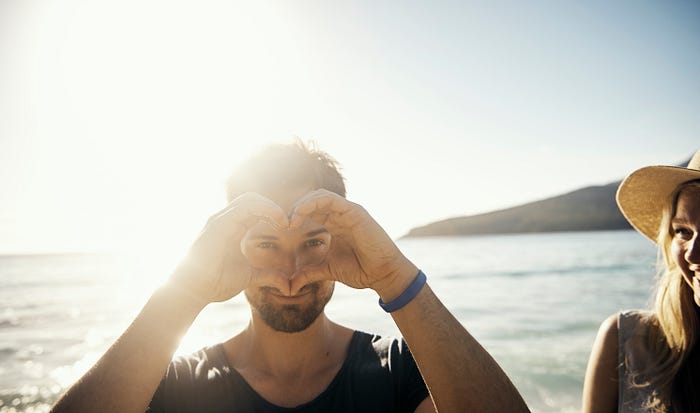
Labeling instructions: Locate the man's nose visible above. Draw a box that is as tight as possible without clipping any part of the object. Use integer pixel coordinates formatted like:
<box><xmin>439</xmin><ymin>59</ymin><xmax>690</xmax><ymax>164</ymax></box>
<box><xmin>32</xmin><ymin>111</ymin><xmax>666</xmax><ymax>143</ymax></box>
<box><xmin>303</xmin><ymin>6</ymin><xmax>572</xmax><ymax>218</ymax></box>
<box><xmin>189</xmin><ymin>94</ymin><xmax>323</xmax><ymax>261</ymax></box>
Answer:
<box><xmin>277</xmin><ymin>252</ymin><xmax>303</xmax><ymax>279</ymax></box>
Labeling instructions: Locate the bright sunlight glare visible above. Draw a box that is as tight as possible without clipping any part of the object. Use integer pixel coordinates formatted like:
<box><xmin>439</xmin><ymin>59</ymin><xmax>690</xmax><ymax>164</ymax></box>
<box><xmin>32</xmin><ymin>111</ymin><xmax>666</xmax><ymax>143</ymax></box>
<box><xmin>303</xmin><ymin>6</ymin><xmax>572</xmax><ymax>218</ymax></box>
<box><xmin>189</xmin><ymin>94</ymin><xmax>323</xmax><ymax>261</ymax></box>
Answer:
<box><xmin>3</xmin><ymin>0</ymin><xmax>332</xmax><ymax>257</ymax></box>
<box><xmin>2</xmin><ymin>0</ymin><xmax>698</xmax><ymax>256</ymax></box>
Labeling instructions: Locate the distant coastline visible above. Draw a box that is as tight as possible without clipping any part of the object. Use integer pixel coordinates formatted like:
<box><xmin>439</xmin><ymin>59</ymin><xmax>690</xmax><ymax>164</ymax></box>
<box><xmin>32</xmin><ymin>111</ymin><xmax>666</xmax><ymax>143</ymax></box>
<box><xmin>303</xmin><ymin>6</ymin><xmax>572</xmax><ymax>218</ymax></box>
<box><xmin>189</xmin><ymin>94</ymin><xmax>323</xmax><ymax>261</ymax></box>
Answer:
<box><xmin>402</xmin><ymin>180</ymin><xmax>632</xmax><ymax>238</ymax></box>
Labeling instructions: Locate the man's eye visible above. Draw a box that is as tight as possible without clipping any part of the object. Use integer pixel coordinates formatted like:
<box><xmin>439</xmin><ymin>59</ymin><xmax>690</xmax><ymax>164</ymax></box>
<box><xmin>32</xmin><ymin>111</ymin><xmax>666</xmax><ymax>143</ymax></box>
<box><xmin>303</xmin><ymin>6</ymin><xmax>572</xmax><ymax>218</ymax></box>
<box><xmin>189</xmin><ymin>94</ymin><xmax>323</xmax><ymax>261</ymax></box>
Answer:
<box><xmin>305</xmin><ymin>239</ymin><xmax>324</xmax><ymax>248</ymax></box>
<box><xmin>257</xmin><ymin>242</ymin><xmax>276</xmax><ymax>249</ymax></box>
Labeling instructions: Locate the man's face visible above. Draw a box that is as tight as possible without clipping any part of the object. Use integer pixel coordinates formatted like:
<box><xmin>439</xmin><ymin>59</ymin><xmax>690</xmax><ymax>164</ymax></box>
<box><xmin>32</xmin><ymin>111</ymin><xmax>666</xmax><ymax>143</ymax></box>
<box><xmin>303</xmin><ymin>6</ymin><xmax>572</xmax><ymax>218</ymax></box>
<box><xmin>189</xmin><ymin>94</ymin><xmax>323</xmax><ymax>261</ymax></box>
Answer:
<box><xmin>242</xmin><ymin>187</ymin><xmax>335</xmax><ymax>333</ymax></box>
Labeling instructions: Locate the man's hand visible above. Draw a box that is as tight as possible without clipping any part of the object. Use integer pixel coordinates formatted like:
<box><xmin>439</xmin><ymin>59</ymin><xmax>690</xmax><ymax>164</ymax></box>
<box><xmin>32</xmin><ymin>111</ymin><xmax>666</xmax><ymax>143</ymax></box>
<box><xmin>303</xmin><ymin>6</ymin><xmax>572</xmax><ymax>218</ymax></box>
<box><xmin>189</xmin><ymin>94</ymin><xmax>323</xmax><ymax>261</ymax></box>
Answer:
<box><xmin>169</xmin><ymin>192</ymin><xmax>289</xmax><ymax>305</ymax></box>
<box><xmin>288</xmin><ymin>189</ymin><xmax>417</xmax><ymax>300</ymax></box>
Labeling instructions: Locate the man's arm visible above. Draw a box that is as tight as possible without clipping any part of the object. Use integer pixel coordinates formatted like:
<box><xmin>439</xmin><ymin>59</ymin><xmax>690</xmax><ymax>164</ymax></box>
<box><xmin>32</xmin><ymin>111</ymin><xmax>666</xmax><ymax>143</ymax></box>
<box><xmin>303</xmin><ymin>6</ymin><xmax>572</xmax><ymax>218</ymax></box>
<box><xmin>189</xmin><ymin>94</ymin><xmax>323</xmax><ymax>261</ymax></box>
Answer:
<box><xmin>50</xmin><ymin>286</ymin><xmax>205</xmax><ymax>413</ymax></box>
<box><xmin>290</xmin><ymin>190</ymin><xmax>530</xmax><ymax>413</ymax></box>
<box><xmin>379</xmin><ymin>264</ymin><xmax>530</xmax><ymax>413</ymax></box>
<box><xmin>50</xmin><ymin>193</ymin><xmax>288</xmax><ymax>413</ymax></box>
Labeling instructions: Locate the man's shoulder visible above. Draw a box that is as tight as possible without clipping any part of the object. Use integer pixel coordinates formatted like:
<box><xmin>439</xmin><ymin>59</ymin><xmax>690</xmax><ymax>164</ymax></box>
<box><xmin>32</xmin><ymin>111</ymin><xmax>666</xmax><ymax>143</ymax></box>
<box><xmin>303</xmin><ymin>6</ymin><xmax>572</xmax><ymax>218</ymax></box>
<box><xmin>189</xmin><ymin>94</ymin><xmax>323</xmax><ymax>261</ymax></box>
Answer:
<box><xmin>351</xmin><ymin>329</ymin><xmax>400</xmax><ymax>346</ymax></box>
<box><xmin>171</xmin><ymin>343</ymin><xmax>222</xmax><ymax>362</ymax></box>
<box><xmin>166</xmin><ymin>344</ymin><xmax>230</xmax><ymax>379</ymax></box>
<box><xmin>348</xmin><ymin>330</ymin><xmax>412</xmax><ymax>362</ymax></box>
<box><xmin>343</xmin><ymin>330</ymin><xmax>428</xmax><ymax>412</ymax></box>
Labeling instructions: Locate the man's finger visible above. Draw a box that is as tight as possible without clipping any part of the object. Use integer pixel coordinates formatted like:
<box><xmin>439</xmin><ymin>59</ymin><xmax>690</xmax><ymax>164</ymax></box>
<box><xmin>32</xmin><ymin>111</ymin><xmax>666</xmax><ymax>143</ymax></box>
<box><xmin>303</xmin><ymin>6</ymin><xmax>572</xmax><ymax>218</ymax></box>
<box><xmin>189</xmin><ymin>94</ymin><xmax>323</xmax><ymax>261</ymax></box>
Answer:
<box><xmin>289</xmin><ymin>192</ymin><xmax>355</xmax><ymax>229</ymax></box>
<box><xmin>209</xmin><ymin>194</ymin><xmax>289</xmax><ymax>236</ymax></box>
<box><xmin>289</xmin><ymin>262</ymin><xmax>335</xmax><ymax>292</ymax></box>
<box><xmin>248</xmin><ymin>268</ymin><xmax>294</xmax><ymax>295</ymax></box>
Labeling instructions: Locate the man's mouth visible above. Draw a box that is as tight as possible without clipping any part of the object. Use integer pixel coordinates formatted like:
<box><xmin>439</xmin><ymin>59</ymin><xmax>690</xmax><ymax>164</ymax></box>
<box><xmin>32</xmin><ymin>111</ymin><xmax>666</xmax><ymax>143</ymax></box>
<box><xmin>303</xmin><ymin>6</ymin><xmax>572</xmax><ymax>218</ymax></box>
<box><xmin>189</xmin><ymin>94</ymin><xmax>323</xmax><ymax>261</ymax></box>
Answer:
<box><xmin>262</xmin><ymin>283</ymin><xmax>317</xmax><ymax>299</ymax></box>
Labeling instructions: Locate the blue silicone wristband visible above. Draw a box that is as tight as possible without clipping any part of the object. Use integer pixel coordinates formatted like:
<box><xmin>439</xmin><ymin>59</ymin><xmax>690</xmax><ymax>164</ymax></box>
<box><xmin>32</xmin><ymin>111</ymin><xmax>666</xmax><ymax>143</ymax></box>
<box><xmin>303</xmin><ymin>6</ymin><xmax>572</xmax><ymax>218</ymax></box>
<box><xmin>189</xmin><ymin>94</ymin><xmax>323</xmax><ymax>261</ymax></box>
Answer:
<box><xmin>378</xmin><ymin>270</ymin><xmax>427</xmax><ymax>313</ymax></box>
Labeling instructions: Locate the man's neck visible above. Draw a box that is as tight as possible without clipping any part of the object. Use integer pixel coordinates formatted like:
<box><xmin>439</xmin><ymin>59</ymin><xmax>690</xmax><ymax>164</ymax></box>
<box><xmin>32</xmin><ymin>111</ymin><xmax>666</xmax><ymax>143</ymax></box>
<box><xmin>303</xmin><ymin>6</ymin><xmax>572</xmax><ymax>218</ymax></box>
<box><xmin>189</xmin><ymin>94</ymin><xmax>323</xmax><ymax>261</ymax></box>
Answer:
<box><xmin>224</xmin><ymin>312</ymin><xmax>354</xmax><ymax>380</ymax></box>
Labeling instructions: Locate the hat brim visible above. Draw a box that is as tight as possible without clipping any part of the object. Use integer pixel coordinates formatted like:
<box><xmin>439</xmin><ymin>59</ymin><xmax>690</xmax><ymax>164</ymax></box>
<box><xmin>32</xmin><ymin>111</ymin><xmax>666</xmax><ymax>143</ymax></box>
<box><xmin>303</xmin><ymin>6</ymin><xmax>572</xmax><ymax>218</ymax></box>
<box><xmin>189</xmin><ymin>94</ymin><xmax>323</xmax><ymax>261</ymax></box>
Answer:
<box><xmin>616</xmin><ymin>166</ymin><xmax>700</xmax><ymax>242</ymax></box>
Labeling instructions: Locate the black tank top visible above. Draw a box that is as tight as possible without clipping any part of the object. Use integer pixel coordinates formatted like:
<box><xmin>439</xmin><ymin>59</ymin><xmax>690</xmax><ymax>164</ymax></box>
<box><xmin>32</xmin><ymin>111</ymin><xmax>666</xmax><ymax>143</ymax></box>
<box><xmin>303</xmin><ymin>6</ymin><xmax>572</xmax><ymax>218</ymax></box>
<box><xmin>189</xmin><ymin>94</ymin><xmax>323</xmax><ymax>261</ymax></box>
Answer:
<box><xmin>147</xmin><ymin>331</ymin><xmax>429</xmax><ymax>413</ymax></box>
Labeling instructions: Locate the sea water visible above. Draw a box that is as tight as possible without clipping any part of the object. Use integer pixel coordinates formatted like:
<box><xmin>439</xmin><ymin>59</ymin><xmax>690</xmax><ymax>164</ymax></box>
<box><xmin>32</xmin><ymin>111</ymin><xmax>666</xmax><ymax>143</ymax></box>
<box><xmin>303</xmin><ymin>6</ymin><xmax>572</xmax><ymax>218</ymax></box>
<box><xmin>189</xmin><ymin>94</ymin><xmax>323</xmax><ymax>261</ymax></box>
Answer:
<box><xmin>0</xmin><ymin>230</ymin><xmax>657</xmax><ymax>413</ymax></box>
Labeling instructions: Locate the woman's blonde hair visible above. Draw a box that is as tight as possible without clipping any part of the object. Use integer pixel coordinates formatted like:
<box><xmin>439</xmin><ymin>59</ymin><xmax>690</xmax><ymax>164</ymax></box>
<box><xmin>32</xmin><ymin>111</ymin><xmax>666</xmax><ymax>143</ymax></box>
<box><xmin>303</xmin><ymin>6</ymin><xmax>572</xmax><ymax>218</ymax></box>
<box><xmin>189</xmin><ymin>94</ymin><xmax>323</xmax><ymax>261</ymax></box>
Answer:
<box><xmin>636</xmin><ymin>180</ymin><xmax>700</xmax><ymax>412</ymax></box>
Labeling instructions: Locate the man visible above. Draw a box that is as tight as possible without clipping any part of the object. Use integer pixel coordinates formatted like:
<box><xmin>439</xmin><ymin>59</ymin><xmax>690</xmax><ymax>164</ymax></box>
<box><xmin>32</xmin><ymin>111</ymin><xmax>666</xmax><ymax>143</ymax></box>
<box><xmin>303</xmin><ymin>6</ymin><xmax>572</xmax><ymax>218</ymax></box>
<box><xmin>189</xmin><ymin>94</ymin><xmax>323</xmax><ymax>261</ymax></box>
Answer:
<box><xmin>50</xmin><ymin>142</ymin><xmax>529</xmax><ymax>413</ymax></box>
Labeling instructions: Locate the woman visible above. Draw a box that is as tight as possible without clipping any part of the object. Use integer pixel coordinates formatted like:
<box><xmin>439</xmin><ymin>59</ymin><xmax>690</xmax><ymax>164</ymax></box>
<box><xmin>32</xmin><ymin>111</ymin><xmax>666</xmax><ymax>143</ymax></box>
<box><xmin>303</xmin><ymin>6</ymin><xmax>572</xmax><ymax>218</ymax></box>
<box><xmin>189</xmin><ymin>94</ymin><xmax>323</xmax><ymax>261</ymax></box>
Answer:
<box><xmin>583</xmin><ymin>150</ymin><xmax>700</xmax><ymax>413</ymax></box>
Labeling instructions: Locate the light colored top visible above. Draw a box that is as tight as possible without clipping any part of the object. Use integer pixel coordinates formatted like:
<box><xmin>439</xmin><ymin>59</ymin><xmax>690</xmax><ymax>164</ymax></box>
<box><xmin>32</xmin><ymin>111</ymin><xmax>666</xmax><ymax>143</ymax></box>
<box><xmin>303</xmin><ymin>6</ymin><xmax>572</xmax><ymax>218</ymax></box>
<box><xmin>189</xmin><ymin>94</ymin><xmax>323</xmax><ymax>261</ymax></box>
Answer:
<box><xmin>617</xmin><ymin>310</ymin><xmax>669</xmax><ymax>413</ymax></box>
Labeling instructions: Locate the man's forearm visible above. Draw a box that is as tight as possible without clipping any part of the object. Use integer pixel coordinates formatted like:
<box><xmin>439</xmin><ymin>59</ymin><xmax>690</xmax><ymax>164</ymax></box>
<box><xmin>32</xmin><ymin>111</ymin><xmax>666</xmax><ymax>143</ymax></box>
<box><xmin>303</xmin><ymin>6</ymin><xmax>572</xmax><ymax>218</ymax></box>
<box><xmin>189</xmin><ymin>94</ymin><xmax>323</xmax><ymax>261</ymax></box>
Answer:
<box><xmin>50</xmin><ymin>285</ymin><xmax>206</xmax><ymax>413</ymax></box>
<box><xmin>391</xmin><ymin>284</ymin><xmax>529</xmax><ymax>413</ymax></box>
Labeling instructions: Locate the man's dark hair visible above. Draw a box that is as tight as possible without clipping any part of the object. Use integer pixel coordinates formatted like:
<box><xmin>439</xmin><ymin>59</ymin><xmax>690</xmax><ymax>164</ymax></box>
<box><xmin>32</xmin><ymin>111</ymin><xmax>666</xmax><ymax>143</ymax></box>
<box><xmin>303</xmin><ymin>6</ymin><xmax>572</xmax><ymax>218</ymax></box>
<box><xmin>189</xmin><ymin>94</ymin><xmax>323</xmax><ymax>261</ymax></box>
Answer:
<box><xmin>226</xmin><ymin>140</ymin><xmax>346</xmax><ymax>201</ymax></box>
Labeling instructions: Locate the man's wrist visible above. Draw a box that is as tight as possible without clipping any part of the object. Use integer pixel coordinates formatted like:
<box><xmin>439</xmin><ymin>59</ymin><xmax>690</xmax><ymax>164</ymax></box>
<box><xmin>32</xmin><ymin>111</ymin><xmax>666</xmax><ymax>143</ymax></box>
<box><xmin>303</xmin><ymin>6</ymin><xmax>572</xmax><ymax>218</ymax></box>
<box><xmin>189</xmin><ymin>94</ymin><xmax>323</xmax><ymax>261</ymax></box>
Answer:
<box><xmin>378</xmin><ymin>270</ymin><xmax>426</xmax><ymax>312</ymax></box>
<box><xmin>373</xmin><ymin>261</ymin><xmax>420</xmax><ymax>303</ymax></box>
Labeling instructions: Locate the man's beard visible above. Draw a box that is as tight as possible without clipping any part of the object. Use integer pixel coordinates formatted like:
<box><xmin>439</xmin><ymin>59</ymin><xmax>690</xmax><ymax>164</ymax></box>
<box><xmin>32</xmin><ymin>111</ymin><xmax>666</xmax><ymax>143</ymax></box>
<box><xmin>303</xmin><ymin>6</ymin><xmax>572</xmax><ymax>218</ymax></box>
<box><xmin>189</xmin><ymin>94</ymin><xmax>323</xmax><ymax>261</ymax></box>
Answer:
<box><xmin>246</xmin><ymin>282</ymin><xmax>334</xmax><ymax>333</ymax></box>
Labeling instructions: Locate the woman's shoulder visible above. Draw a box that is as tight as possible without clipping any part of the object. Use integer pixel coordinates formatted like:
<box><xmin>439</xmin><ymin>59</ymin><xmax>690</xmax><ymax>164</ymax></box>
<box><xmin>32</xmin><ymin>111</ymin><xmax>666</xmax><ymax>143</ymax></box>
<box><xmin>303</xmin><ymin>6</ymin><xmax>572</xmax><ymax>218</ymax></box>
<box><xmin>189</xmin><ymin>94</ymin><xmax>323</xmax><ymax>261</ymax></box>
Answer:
<box><xmin>615</xmin><ymin>310</ymin><xmax>667</xmax><ymax>410</ymax></box>
<box><xmin>616</xmin><ymin>309</ymin><xmax>659</xmax><ymax>375</ymax></box>
<box><xmin>617</xmin><ymin>309</ymin><xmax>656</xmax><ymax>338</ymax></box>
<box><xmin>592</xmin><ymin>310</ymin><xmax>656</xmax><ymax>353</ymax></box>
<box><xmin>618</xmin><ymin>309</ymin><xmax>655</xmax><ymax>321</ymax></box>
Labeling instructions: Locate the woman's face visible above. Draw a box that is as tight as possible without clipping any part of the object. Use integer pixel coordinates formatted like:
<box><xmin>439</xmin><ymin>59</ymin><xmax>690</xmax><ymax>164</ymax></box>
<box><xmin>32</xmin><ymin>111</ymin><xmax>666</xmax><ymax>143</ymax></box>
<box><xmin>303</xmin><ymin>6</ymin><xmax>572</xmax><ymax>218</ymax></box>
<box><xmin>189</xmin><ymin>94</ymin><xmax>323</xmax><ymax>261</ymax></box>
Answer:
<box><xmin>670</xmin><ymin>186</ymin><xmax>700</xmax><ymax>306</ymax></box>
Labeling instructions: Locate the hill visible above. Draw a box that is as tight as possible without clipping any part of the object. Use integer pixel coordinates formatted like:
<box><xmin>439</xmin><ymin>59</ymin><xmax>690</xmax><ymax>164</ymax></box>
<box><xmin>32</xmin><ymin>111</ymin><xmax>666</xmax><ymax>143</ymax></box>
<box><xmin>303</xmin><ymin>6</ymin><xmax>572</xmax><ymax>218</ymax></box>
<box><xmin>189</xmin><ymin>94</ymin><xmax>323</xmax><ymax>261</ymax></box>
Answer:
<box><xmin>403</xmin><ymin>181</ymin><xmax>632</xmax><ymax>238</ymax></box>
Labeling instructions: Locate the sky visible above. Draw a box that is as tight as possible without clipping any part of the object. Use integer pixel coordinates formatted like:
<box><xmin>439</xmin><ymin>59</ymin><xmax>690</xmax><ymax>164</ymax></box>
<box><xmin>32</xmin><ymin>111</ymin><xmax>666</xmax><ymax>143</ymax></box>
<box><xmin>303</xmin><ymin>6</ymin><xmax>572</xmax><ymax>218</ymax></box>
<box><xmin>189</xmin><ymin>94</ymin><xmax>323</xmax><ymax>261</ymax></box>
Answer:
<box><xmin>0</xmin><ymin>0</ymin><xmax>698</xmax><ymax>256</ymax></box>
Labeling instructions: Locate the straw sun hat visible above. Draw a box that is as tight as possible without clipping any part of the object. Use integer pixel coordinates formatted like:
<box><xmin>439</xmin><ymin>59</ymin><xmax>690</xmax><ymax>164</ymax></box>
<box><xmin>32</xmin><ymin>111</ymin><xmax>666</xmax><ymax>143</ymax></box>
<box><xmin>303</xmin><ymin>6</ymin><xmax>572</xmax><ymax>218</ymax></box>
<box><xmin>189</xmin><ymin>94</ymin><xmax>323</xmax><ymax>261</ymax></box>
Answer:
<box><xmin>616</xmin><ymin>150</ymin><xmax>700</xmax><ymax>243</ymax></box>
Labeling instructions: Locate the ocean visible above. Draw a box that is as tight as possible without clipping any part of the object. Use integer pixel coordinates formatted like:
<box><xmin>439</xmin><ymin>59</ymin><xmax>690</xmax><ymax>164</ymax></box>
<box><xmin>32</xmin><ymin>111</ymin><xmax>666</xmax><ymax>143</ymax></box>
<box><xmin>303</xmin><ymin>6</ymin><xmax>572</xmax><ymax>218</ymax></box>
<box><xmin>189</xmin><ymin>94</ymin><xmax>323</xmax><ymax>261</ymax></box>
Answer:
<box><xmin>0</xmin><ymin>230</ymin><xmax>658</xmax><ymax>413</ymax></box>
